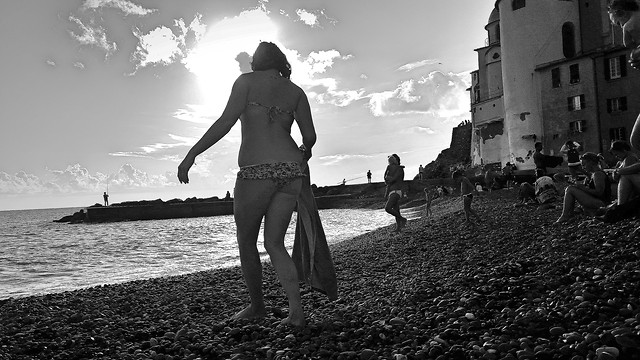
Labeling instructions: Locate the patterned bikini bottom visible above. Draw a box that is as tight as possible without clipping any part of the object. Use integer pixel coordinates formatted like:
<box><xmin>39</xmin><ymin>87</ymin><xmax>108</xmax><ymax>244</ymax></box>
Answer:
<box><xmin>236</xmin><ymin>162</ymin><xmax>305</xmax><ymax>189</ymax></box>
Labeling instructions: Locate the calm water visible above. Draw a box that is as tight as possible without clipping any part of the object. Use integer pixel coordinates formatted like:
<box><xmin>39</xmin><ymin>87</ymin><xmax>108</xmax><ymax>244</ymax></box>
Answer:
<box><xmin>0</xmin><ymin>207</ymin><xmax>397</xmax><ymax>300</ymax></box>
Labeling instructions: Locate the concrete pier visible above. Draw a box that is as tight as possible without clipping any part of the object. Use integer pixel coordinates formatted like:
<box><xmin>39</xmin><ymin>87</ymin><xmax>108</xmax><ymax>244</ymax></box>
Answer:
<box><xmin>85</xmin><ymin>201</ymin><xmax>234</xmax><ymax>222</ymax></box>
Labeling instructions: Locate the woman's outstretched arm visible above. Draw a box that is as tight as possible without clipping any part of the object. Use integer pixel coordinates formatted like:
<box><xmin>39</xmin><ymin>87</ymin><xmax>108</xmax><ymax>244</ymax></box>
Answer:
<box><xmin>178</xmin><ymin>76</ymin><xmax>248</xmax><ymax>184</ymax></box>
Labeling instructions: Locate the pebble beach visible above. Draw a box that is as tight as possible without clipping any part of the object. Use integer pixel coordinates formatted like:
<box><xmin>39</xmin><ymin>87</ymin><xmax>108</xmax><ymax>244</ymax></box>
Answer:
<box><xmin>2</xmin><ymin>189</ymin><xmax>640</xmax><ymax>360</ymax></box>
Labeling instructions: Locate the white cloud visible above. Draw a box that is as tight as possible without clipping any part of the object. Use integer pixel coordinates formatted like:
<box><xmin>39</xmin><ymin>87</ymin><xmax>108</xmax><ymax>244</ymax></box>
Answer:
<box><xmin>173</xmin><ymin>105</ymin><xmax>215</xmax><ymax>124</ymax></box>
<box><xmin>412</xmin><ymin>126</ymin><xmax>436</xmax><ymax>135</ymax></box>
<box><xmin>132</xmin><ymin>26</ymin><xmax>184</xmax><ymax>68</ymax></box>
<box><xmin>0</xmin><ymin>164</ymin><xmax>178</xmax><ymax>195</ymax></box>
<box><xmin>317</xmin><ymin>154</ymin><xmax>375</xmax><ymax>166</ymax></box>
<box><xmin>46</xmin><ymin>60</ymin><xmax>56</xmax><ymax>67</ymax></box>
<box><xmin>81</xmin><ymin>0</ymin><xmax>156</xmax><ymax>16</ymax></box>
<box><xmin>296</xmin><ymin>9</ymin><xmax>319</xmax><ymax>27</ymax></box>
<box><xmin>69</xmin><ymin>15</ymin><xmax>117</xmax><ymax>57</ymax></box>
<box><xmin>397</xmin><ymin>59</ymin><xmax>441</xmax><ymax>72</ymax></box>
<box><xmin>73</xmin><ymin>62</ymin><xmax>85</xmax><ymax>69</ymax></box>
<box><xmin>294</xmin><ymin>8</ymin><xmax>337</xmax><ymax>28</ymax></box>
<box><xmin>366</xmin><ymin>71</ymin><xmax>471</xmax><ymax>122</ymax></box>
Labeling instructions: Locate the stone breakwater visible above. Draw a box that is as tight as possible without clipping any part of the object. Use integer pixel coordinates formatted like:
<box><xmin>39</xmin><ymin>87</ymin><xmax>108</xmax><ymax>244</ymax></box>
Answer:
<box><xmin>1</xmin><ymin>190</ymin><xmax>640</xmax><ymax>360</ymax></box>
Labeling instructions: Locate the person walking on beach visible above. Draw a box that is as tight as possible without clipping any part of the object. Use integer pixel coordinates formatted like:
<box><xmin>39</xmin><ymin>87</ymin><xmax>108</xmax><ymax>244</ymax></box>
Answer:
<box><xmin>178</xmin><ymin>42</ymin><xmax>317</xmax><ymax>327</ymax></box>
<box><xmin>452</xmin><ymin>169</ymin><xmax>481</xmax><ymax>227</ymax></box>
<box><xmin>103</xmin><ymin>192</ymin><xmax>109</xmax><ymax>206</ymax></box>
<box><xmin>366</xmin><ymin>170</ymin><xmax>372</xmax><ymax>183</ymax></box>
<box><xmin>384</xmin><ymin>154</ymin><xmax>407</xmax><ymax>232</ymax></box>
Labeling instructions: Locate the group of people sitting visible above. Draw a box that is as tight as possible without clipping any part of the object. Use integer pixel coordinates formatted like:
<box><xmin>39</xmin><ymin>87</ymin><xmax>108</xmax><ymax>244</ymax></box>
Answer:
<box><xmin>517</xmin><ymin>140</ymin><xmax>640</xmax><ymax>224</ymax></box>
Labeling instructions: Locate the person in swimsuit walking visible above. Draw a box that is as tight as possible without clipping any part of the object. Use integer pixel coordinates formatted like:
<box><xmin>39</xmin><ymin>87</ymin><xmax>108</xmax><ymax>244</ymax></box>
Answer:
<box><xmin>178</xmin><ymin>42</ymin><xmax>316</xmax><ymax>327</ymax></box>
<box><xmin>384</xmin><ymin>154</ymin><xmax>407</xmax><ymax>232</ymax></box>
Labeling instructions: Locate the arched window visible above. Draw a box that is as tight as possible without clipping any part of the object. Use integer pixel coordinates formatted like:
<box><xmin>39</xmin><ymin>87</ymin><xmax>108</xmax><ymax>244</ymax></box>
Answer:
<box><xmin>512</xmin><ymin>0</ymin><xmax>525</xmax><ymax>10</ymax></box>
<box><xmin>496</xmin><ymin>24</ymin><xmax>500</xmax><ymax>42</ymax></box>
<box><xmin>562</xmin><ymin>22</ymin><xmax>576</xmax><ymax>58</ymax></box>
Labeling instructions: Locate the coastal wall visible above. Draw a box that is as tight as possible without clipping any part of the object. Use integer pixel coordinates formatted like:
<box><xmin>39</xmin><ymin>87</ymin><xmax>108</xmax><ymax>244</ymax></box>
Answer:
<box><xmin>85</xmin><ymin>201</ymin><xmax>234</xmax><ymax>222</ymax></box>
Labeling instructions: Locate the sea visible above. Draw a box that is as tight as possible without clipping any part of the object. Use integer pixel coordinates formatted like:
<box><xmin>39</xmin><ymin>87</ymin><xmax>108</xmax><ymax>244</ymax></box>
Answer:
<box><xmin>0</xmin><ymin>207</ymin><xmax>399</xmax><ymax>300</ymax></box>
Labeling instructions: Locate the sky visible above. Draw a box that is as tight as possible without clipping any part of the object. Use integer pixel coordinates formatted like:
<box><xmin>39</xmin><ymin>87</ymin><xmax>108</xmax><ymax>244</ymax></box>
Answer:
<box><xmin>0</xmin><ymin>0</ymin><xmax>496</xmax><ymax>211</ymax></box>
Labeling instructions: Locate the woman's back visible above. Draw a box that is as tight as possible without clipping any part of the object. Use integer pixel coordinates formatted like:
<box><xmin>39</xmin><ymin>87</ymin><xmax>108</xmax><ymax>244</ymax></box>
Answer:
<box><xmin>239</xmin><ymin>71</ymin><xmax>306</xmax><ymax>167</ymax></box>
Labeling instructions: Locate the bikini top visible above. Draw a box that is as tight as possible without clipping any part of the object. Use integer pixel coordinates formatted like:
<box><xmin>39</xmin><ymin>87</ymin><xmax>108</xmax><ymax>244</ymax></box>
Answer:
<box><xmin>247</xmin><ymin>101</ymin><xmax>293</xmax><ymax>122</ymax></box>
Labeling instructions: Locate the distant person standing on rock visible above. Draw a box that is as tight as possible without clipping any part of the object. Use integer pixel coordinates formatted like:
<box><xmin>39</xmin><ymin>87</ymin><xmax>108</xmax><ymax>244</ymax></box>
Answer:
<box><xmin>418</xmin><ymin>164</ymin><xmax>424</xmax><ymax>180</ymax></box>
<box><xmin>103</xmin><ymin>192</ymin><xmax>109</xmax><ymax>206</ymax></box>
<box><xmin>384</xmin><ymin>154</ymin><xmax>407</xmax><ymax>232</ymax></box>
<box><xmin>367</xmin><ymin>170</ymin><xmax>372</xmax><ymax>183</ymax></box>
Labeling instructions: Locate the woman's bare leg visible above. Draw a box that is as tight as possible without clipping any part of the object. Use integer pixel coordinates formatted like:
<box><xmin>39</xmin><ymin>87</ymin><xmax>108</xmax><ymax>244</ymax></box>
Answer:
<box><xmin>556</xmin><ymin>186</ymin><xmax>578</xmax><ymax>223</ymax></box>
<box><xmin>556</xmin><ymin>186</ymin><xmax>604</xmax><ymax>223</ymax></box>
<box><xmin>263</xmin><ymin>179</ymin><xmax>304</xmax><ymax>326</ymax></box>
<box><xmin>232</xmin><ymin>178</ymin><xmax>276</xmax><ymax>320</ymax></box>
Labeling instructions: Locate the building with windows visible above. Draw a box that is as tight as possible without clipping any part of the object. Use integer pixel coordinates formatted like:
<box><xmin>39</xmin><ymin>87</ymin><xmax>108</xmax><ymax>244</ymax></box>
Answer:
<box><xmin>469</xmin><ymin>0</ymin><xmax>640</xmax><ymax>170</ymax></box>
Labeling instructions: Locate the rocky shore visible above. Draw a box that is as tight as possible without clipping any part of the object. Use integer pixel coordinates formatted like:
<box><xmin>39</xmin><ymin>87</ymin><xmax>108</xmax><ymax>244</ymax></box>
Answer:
<box><xmin>2</xmin><ymin>190</ymin><xmax>640</xmax><ymax>360</ymax></box>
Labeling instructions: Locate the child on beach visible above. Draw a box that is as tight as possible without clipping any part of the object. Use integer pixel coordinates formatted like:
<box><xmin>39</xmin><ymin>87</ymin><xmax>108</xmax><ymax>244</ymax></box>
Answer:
<box><xmin>452</xmin><ymin>170</ymin><xmax>481</xmax><ymax>226</ymax></box>
<box><xmin>384</xmin><ymin>154</ymin><xmax>407</xmax><ymax>232</ymax></box>
<box><xmin>423</xmin><ymin>187</ymin><xmax>434</xmax><ymax>218</ymax></box>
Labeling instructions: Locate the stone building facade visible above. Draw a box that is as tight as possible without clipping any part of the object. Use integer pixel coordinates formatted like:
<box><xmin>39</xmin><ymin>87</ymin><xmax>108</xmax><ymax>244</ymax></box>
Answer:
<box><xmin>469</xmin><ymin>0</ymin><xmax>640</xmax><ymax>170</ymax></box>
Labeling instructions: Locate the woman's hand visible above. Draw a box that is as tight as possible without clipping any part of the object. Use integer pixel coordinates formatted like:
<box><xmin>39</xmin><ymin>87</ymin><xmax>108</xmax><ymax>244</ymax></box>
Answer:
<box><xmin>178</xmin><ymin>155</ymin><xmax>195</xmax><ymax>184</ymax></box>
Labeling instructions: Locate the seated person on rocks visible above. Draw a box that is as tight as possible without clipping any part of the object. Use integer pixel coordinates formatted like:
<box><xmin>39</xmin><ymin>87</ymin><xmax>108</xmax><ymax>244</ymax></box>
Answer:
<box><xmin>535</xmin><ymin>170</ymin><xmax>560</xmax><ymax>205</ymax></box>
<box><xmin>517</xmin><ymin>182</ymin><xmax>536</xmax><ymax>205</ymax></box>
<box><xmin>610</xmin><ymin>140</ymin><xmax>640</xmax><ymax>205</ymax></box>
<box><xmin>555</xmin><ymin>152</ymin><xmax>612</xmax><ymax>224</ymax></box>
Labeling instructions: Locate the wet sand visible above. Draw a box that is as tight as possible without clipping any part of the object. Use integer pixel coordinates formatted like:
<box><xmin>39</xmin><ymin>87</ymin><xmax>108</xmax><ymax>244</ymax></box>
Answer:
<box><xmin>1</xmin><ymin>189</ymin><xmax>639</xmax><ymax>359</ymax></box>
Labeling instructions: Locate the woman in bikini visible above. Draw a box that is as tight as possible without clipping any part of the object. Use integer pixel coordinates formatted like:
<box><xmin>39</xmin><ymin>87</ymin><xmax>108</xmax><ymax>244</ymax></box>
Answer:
<box><xmin>384</xmin><ymin>154</ymin><xmax>407</xmax><ymax>232</ymax></box>
<box><xmin>554</xmin><ymin>152</ymin><xmax>612</xmax><ymax>224</ymax></box>
<box><xmin>178</xmin><ymin>42</ymin><xmax>316</xmax><ymax>327</ymax></box>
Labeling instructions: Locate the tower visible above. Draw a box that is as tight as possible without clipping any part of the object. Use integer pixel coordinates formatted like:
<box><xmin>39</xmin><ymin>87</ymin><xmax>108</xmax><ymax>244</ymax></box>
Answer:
<box><xmin>497</xmin><ymin>0</ymin><xmax>580</xmax><ymax>168</ymax></box>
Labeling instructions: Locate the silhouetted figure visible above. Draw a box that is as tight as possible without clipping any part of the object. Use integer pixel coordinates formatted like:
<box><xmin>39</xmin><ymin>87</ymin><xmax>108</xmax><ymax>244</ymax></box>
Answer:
<box><xmin>418</xmin><ymin>164</ymin><xmax>424</xmax><ymax>180</ymax></box>
<box><xmin>178</xmin><ymin>42</ymin><xmax>327</xmax><ymax>327</ymax></box>
<box><xmin>367</xmin><ymin>170</ymin><xmax>372</xmax><ymax>183</ymax></box>
<box><xmin>103</xmin><ymin>192</ymin><xmax>109</xmax><ymax>206</ymax></box>
<box><xmin>384</xmin><ymin>154</ymin><xmax>407</xmax><ymax>232</ymax></box>
<box><xmin>224</xmin><ymin>191</ymin><xmax>231</xmax><ymax>201</ymax></box>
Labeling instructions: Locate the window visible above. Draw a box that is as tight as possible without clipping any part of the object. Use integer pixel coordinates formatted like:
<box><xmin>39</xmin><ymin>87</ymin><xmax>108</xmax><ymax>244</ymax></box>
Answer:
<box><xmin>552</xmin><ymin>68</ymin><xmax>561</xmax><ymax>88</ymax></box>
<box><xmin>472</xmin><ymin>72</ymin><xmax>478</xmax><ymax>83</ymax></box>
<box><xmin>610</xmin><ymin>127</ymin><xmax>627</xmax><ymax>141</ymax></box>
<box><xmin>512</xmin><ymin>0</ymin><xmax>525</xmax><ymax>10</ymax></box>
<box><xmin>562</xmin><ymin>22</ymin><xmax>576</xmax><ymax>58</ymax></box>
<box><xmin>569</xmin><ymin>64</ymin><xmax>580</xmax><ymax>84</ymax></box>
<box><xmin>569</xmin><ymin>120</ymin><xmax>587</xmax><ymax>133</ymax></box>
<box><xmin>474</xmin><ymin>87</ymin><xmax>480</xmax><ymax>103</ymax></box>
<box><xmin>605</xmin><ymin>55</ymin><xmax>627</xmax><ymax>80</ymax></box>
<box><xmin>567</xmin><ymin>94</ymin><xmax>586</xmax><ymax>111</ymax></box>
<box><xmin>607</xmin><ymin>97</ymin><xmax>628</xmax><ymax>112</ymax></box>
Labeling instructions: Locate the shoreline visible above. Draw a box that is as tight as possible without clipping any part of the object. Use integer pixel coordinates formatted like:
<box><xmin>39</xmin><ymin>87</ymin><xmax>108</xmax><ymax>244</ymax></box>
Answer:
<box><xmin>2</xmin><ymin>190</ymin><xmax>640</xmax><ymax>359</ymax></box>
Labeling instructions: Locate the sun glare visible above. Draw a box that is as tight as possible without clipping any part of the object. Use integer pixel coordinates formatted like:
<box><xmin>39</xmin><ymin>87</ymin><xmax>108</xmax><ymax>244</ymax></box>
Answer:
<box><xmin>184</xmin><ymin>9</ymin><xmax>280</xmax><ymax>116</ymax></box>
